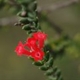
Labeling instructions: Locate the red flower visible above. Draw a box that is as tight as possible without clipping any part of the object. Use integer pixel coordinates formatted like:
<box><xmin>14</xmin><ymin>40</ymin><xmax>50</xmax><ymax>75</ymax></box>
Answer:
<box><xmin>33</xmin><ymin>32</ymin><xmax>47</xmax><ymax>48</ymax></box>
<box><xmin>25</xmin><ymin>37</ymin><xmax>37</xmax><ymax>50</ymax></box>
<box><xmin>15</xmin><ymin>41</ymin><xmax>31</xmax><ymax>56</ymax></box>
<box><xmin>33</xmin><ymin>32</ymin><xmax>47</xmax><ymax>41</ymax></box>
<box><xmin>15</xmin><ymin>31</ymin><xmax>47</xmax><ymax>62</ymax></box>
<box><xmin>31</xmin><ymin>48</ymin><xmax>44</xmax><ymax>61</ymax></box>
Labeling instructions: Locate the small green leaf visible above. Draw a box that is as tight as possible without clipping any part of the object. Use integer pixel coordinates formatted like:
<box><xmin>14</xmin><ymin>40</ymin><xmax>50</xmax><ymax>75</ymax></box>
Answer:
<box><xmin>47</xmin><ymin>57</ymin><xmax>54</xmax><ymax>68</ymax></box>
<box><xmin>27</xmin><ymin>17</ymin><xmax>34</xmax><ymax>22</ymax></box>
<box><xmin>57</xmin><ymin>76</ymin><xmax>63</xmax><ymax>80</ymax></box>
<box><xmin>39</xmin><ymin>64</ymin><xmax>49</xmax><ymax>71</ymax></box>
<box><xmin>53</xmin><ymin>66</ymin><xmax>58</xmax><ymax>73</ymax></box>
<box><xmin>27</xmin><ymin>30</ymin><xmax>32</xmax><ymax>34</ymax></box>
<box><xmin>28</xmin><ymin>12</ymin><xmax>34</xmax><ymax>18</ymax></box>
<box><xmin>32</xmin><ymin>61</ymin><xmax>44</xmax><ymax>66</ymax></box>
<box><xmin>32</xmin><ymin>1</ymin><xmax>37</xmax><ymax>11</ymax></box>
<box><xmin>44</xmin><ymin>68</ymin><xmax>53</xmax><ymax>76</ymax></box>
<box><xmin>22</xmin><ymin>24</ymin><xmax>31</xmax><ymax>30</ymax></box>
<box><xmin>19</xmin><ymin>18</ymin><xmax>29</xmax><ymax>24</ymax></box>
<box><xmin>55</xmin><ymin>69</ymin><xmax>61</xmax><ymax>78</ymax></box>
<box><xmin>17</xmin><ymin>12</ymin><xmax>21</xmax><ymax>16</ymax></box>
<box><xmin>40</xmin><ymin>57</ymin><xmax>54</xmax><ymax>71</ymax></box>
<box><xmin>44</xmin><ymin>51</ymin><xmax>50</xmax><ymax>62</ymax></box>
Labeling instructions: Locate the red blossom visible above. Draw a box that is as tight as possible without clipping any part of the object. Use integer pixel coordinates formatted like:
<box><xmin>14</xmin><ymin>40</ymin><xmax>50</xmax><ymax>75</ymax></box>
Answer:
<box><xmin>25</xmin><ymin>37</ymin><xmax>37</xmax><ymax>50</ymax></box>
<box><xmin>33</xmin><ymin>32</ymin><xmax>47</xmax><ymax>48</ymax></box>
<box><xmin>15</xmin><ymin>31</ymin><xmax>47</xmax><ymax>62</ymax></box>
<box><xmin>15</xmin><ymin>41</ymin><xmax>31</xmax><ymax>56</ymax></box>
<box><xmin>33</xmin><ymin>31</ymin><xmax>47</xmax><ymax>40</ymax></box>
<box><xmin>31</xmin><ymin>48</ymin><xmax>44</xmax><ymax>61</ymax></box>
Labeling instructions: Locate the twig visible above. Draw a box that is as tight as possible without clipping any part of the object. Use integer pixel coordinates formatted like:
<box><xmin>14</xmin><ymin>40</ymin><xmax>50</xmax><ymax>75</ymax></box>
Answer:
<box><xmin>39</xmin><ymin>0</ymin><xmax>79</xmax><ymax>12</ymax></box>
<box><xmin>7</xmin><ymin>0</ymin><xmax>79</xmax><ymax>12</ymax></box>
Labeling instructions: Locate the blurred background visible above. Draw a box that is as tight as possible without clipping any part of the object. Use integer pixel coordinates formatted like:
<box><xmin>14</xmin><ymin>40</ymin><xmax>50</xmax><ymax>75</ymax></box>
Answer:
<box><xmin>0</xmin><ymin>0</ymin><xmax>80</xmax><ymax>80</ymax></box>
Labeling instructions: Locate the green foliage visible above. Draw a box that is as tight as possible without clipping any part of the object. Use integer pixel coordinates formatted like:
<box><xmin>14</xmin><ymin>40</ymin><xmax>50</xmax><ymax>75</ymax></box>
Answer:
<box><xmin>16</xmin><ymin>0</ymin><xmax>40</xmax><ymax>34</ymax></box>
<box><xmin>15</xmin><ymin>0</ymin><xmax>64</xmax><ymax>80</ymax></box>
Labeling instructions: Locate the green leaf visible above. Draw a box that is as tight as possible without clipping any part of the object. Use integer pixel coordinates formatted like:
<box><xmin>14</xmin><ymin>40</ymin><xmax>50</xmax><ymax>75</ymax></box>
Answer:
<box><xmin>44</xmin><ymin>68</ymin><xmax>53</xmax><ymax>76</ymax></box>
<box><xmin>17</xmin><ymin>11</ymin><xmax>21</xmax><ymax>16</ymax></box>
<box><xmin>19</xmin><ymin>18</ymin><xmax>29</xmax><ymax>24</ymax></box>
<box><xmin>47</xmin><ymin>57</ymin><xmax>54</xmax><ymax>68</ymax></box>
<box><xmin>40</xmin><ymin>57</ymin><xmax>54</xmax><ymax>71</ymax></box>
<box><xmin>32</xmin><ymin>61</ymin><xmax>44</xmax><ymax>66</ymax></box>
<box><xmin>32</xmin><ymin>1</ymin><xmax>37</xmax><ymax>11</ymax></box>
<box><xmin>55</xmin><ymin>69</ymin><xmax>61</xmax><ymax>78</ymax></box>
<box><xmin>28</xmin><ymin>12</ymin><xmax>35</xmax><ymax>18</ymax></box>
<box><xmin>39</xmin><ymin>64</ymin><xmax>49</xmax><ymax>71</ymax></box>
<box><xmin>22</xmin><ymin>24</ymin><xmax>31</xmax><ymax>30</ymax></box>
<box><xmin>44</xmin><ymin>51</ymin><xmax>50</xmax><ymax>62</ymax></box>
<box><xmin>53</xmin><ymin>66</ymin><xmax>58</xmax><ymax>73</ymax></box>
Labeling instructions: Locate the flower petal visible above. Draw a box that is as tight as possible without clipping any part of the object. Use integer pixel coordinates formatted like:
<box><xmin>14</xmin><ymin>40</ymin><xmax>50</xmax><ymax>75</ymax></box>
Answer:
<box><xmin>25</xmin><ymin>37</ymin><xmax>38</xmax><ymax>50</ymax></box>
<box><xmin>31</xmin><ymin>49</ymin><xmax>44</xmax><ymax>61</ymax></box>
<box><xmin>15</xmin><ymin>41</ymin><xmax>31</xmax><ymax>56</ymax></box>
<box><xmin>33</xmin><ymin>32</ymin><xmax>47</xmax><ymax>41</ymax></box>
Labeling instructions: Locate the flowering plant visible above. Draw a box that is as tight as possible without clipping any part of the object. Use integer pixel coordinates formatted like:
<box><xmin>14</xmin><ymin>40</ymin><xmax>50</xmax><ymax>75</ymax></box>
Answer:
<box><xmin>15</xmin><ymin>31</ymin><xmax>46</xmax><ymax>61</ymax></box>
<box><xmin>15</xmin><ymin>0</ymin><xmax>63</xmax><ymax>80</ymax></box>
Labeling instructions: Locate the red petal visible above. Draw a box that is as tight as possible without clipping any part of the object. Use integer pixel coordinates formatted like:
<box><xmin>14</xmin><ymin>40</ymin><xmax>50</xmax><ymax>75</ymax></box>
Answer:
<box><xmin>31</xmin><ymin>49</ymin><xmax>44</xmax><ymax>61</ymax></box>
<box><xmin>15</xmin><ymin>41</ymin><xmax>31</xmax><ymax>56</ymax></box>
<box><xmin>25</xmin><ymin>37</ymin><xmax>38</xmax><ymax>50</ymax></box>
<box><xmin>33</xmin><ymin>32</ymin><xmax>47</xmax><ymax>41</ymax></box>
<box><xmin>38</xmin><ymin>40</ymin><xmax>44</xmax><ymax>48</ymax></box>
